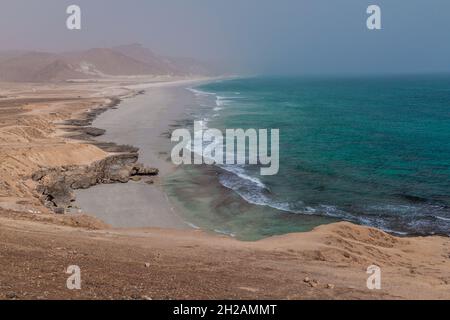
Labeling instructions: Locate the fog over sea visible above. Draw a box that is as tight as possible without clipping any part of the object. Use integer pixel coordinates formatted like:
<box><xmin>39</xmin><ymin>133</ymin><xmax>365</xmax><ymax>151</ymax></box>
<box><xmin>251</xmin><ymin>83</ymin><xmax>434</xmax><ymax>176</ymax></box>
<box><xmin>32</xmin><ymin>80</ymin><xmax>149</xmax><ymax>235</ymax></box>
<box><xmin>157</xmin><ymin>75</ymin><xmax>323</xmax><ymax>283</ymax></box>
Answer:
<box><xmin>165</xmin><ymin>75</ymin><xmax>450</xmax><ymax>240</ymax></box>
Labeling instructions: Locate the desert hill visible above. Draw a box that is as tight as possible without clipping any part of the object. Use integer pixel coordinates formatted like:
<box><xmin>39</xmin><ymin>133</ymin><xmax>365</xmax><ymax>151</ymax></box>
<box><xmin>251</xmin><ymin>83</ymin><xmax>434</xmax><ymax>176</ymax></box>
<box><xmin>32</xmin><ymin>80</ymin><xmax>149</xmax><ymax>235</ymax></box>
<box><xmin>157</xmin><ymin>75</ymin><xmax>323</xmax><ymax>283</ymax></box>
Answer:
<box><xmin>0</xmin><ymin>44</ymin><xmax>210</xmax><ymax>82</ymax></box>
<box><xmin>112</xmin><ymin>43</ymin><xmax>210</xmax><ymax>76</ymax></box>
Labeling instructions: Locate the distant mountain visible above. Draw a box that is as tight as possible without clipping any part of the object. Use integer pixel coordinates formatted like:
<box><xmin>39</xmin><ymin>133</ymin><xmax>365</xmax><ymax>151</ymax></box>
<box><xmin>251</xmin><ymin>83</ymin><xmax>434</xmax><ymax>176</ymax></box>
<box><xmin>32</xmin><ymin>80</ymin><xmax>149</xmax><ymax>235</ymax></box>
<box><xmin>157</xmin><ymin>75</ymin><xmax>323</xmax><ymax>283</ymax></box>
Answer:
<box><xmin>0</xmin><ymin>52</ymin><xmax>67</xmax><ymax>82</ymax></box>
<box><xmin>62</xmin><ymin>48</ymin><xmax>157</xmax><ymax>76</ymax></box>
<box><xmin>111</xmin><ymin>44</ymin><xmax>176</xmax><ymax>75</ymax></box>
<box><xmin>111</xmin><ymin>43</ymin><xmax>210</xmax><ymax>76</ymax></box>
<box><xmin>0</xmin><ymin>44</ymin><xmax>211</xmax><ymax>82</ymax></box>
<box><xmin>0</xmin><ymin>50</ymin><xmax>29</xmax><ymax>63</ymax></box>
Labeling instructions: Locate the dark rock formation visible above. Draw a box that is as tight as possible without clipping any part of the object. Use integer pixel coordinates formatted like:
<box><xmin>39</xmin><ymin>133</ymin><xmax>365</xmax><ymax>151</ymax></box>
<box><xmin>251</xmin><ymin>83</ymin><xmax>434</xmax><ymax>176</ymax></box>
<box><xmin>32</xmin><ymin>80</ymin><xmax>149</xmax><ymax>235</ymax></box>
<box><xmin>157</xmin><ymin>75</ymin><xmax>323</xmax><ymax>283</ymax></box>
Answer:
<box><xmin>131</xmin><ymin>163</ymin><xmax>159</xmax><ymax>176</ymax></box>
<box><xmin>37</xmin><ymin>93</ymin><xmax>159</xmax><ymax>214</ymax></box>
<box><xmin>32</xmin><ymin>154</ymin><xmax>158</xmax><ymax>213</ymax></box>
<box><xmin>61</xmin><ymin>97</ymin><xmax>142</xmax><ymax>154</ymax></box>
<box><xmin>91</xmin><ymin>142</ymin><xmax>139</xmax><ymax>154</ymax></box>
<box><xmin>63</xmin><ymin>98</ymin><xmax>121</xmax><ymax>127</ymax></box>
<box><xmin>65</xmin><ymin>127</ymin><xmax>106</xmax><ymax>140</ymax></box>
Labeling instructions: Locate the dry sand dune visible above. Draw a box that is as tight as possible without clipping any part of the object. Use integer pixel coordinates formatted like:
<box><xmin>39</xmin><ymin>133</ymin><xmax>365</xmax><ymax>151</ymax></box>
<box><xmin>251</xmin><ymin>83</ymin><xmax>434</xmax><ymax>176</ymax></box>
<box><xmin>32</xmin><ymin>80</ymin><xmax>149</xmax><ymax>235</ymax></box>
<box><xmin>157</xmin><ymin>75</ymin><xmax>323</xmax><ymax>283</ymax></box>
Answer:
<box><xmin>0</xmin><ymin>211</ymin><xmax>449</xmax><ymax>300</ymax></box>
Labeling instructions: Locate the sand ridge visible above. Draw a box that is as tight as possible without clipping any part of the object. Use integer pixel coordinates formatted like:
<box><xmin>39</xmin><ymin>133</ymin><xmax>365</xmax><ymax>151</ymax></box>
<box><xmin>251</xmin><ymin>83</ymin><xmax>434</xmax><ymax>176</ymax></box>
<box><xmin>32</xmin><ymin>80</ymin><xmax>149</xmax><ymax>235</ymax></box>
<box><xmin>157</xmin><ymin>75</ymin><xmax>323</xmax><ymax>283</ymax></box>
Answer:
<box><xmin>0</xmin><ymin>212</ymin><xmax>449</xmax><ymax>299</ymax></box>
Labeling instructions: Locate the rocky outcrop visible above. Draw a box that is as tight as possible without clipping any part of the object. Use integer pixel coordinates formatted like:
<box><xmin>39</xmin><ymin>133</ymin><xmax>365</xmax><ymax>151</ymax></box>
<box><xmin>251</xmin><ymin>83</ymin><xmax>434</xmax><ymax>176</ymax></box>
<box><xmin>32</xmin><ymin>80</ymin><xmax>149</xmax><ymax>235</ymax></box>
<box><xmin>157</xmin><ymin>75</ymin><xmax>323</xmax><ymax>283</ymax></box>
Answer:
<box><xmin>32</xmin><ymin>92</ymin><xmax>159</xmax><ymax>214</ymax></box>
<box><xmin>65</xmin><ymin>127</ymin><xmax>106</xmax><ymax>140</ymax></box>
<box><xmin>62</xmin><ymin>97</ymin><xmax>143</xmax><ymax>154</ymax></box>
<box><xmin>64</xmin><ymin>97</ymin><xmax>121</xmax><ymax>127</ymax></box>
<box><xmin>32</xmin><ymin>153</ymin><xmax>158</xmax><ymax>213</ymax></box>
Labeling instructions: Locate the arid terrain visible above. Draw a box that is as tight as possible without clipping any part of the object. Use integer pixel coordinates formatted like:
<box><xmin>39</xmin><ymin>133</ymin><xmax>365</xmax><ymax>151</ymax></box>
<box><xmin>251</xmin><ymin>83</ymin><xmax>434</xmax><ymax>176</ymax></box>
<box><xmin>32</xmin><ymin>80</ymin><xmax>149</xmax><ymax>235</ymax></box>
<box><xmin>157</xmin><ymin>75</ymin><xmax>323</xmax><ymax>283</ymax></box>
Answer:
<box><xmin>0</xmin><ymin>77</ymin><xmax>449</xmax><ymax>300</ymax></box>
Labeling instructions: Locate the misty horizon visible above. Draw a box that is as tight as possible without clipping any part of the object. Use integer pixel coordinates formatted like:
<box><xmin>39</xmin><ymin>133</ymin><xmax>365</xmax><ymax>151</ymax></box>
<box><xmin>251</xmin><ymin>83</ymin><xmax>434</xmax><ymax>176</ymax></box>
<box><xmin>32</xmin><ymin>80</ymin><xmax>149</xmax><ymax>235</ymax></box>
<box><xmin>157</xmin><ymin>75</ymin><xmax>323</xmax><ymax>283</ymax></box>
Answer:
<box><xmin>1</xmin><ymin>0</ymin><xmax>450</xmax><ymax>75</ymax></box>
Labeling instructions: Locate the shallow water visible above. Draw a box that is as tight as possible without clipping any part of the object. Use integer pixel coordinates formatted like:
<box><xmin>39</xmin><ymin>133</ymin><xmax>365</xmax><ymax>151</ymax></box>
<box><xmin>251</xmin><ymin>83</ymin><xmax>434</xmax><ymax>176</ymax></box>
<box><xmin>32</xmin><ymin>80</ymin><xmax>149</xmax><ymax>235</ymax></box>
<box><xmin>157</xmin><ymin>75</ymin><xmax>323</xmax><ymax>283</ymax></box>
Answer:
<box><xmin>166</xmin><ymin>75</ymin><xmax>450</xmax><ymax>238</ymax></box>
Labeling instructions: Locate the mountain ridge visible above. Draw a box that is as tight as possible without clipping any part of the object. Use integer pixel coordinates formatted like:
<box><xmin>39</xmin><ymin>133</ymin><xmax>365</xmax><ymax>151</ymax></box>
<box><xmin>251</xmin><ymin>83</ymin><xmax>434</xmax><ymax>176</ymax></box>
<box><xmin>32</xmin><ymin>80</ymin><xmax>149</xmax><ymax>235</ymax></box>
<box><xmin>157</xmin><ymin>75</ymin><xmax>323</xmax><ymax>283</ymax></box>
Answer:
<box><xmin>0</xmin><ymin>44</ymin><xmax>211</xmax><ymax>82</ymax></box>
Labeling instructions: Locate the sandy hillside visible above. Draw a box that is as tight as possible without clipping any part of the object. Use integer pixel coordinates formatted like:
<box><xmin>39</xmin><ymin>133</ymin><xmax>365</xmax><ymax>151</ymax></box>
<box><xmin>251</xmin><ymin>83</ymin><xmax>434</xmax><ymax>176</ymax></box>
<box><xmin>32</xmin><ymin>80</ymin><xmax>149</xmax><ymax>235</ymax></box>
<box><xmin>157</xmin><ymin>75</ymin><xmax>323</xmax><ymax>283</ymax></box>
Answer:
<box><xmin>0</xmin><ymin>211</ymin><xmax>449</xmax><ymax>300</ymax></box>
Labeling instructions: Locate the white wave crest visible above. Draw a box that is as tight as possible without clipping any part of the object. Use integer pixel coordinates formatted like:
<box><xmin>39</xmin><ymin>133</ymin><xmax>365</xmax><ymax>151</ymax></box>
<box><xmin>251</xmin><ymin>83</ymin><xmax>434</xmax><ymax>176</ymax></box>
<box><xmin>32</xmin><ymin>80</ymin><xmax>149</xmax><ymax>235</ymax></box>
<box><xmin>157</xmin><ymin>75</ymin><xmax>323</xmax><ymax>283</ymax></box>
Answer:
<box><xmin>187</xmin><ymin>87</ymin><xmax>216</xmax><ymax>96</ymax></box>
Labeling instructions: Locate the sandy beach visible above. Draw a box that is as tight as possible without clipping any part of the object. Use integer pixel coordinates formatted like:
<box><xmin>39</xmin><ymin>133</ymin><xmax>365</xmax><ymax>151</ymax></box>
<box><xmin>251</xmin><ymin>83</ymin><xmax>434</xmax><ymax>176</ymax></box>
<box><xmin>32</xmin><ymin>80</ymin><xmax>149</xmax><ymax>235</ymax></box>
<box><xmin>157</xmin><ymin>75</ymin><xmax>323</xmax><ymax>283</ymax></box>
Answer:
<box><xmin>74</xmin><ymin>83</ymin><xmax>201</xmax><ymax>229</ymax></box>
<box><xmin>0</xmin><ymin>77</ymin><xmax>449</xmax><ymax>300</ymax></box>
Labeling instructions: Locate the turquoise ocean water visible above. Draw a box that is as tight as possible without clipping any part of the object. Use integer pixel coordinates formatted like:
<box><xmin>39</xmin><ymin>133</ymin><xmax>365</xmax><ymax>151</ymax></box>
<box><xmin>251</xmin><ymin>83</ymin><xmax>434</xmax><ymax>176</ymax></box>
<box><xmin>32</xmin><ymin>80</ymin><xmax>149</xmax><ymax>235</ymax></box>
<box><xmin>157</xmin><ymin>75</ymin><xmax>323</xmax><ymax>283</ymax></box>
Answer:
<box><xmin>165</xmin><ymin>75</ymin><xmax>450</xmax><ymax>239</ymax></box>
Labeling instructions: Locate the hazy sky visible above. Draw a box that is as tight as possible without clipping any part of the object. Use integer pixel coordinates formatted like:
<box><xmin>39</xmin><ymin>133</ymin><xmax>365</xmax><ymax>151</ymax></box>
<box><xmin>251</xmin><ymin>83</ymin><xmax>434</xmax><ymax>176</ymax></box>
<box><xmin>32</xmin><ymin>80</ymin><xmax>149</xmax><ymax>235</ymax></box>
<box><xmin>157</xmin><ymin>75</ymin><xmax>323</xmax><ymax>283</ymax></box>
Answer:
<box><xmin>0</xmin><ymin>0</ymin><xmax>449</xmax><ymax>75</ymax></box>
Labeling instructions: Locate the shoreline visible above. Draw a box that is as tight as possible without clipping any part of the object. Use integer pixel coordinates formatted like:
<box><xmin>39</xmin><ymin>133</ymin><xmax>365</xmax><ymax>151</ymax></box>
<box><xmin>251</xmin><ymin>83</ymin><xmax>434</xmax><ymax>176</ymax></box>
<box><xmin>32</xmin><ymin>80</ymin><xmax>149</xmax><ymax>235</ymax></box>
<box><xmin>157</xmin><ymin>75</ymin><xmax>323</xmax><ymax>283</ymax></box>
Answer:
<box><xmin>1</xmin><ymin>76</ymin><xmax>448</xmax><ymax>239</ymax></box>
<box><xmin>70</xmin><ymin>77</ymin><xmax>450</xmax><ymax>239</ymax></box>
<box><xmin>72</xmin><ymin>81</ymin><xmax>208</xmax><ymax>229</ymax></box>
<box><xmin>71</xmin><ymin>77</ymin><xmax>326</xmax><ymax>235</ymax></box>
